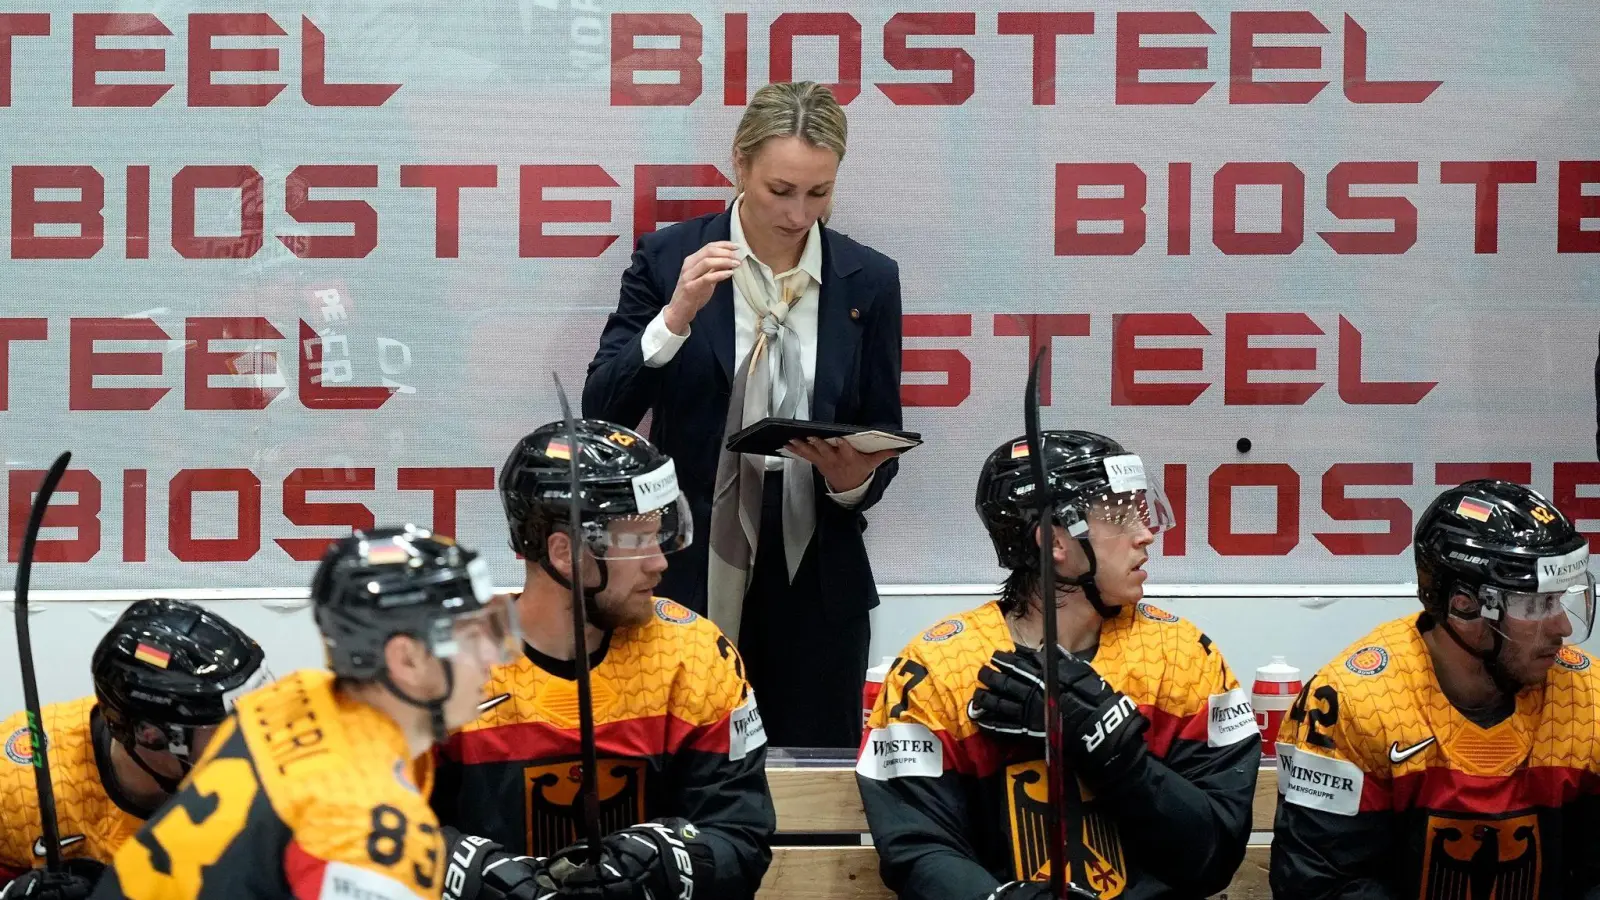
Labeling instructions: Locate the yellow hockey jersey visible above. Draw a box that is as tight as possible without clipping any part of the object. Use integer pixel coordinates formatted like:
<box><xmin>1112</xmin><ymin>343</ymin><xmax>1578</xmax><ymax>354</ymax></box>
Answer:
<box><xmin>91</xmin><ymin>670</ymin><xmax>443</xmax><ymax>900</ymax></box>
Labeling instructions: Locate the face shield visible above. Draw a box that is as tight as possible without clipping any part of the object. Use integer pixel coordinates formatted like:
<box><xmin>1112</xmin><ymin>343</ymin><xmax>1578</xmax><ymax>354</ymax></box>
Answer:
<box><xmin>432</xmin><ymin>558</ymin><xmax>521</xmax><ymax>667</ymax></box>
<box><xmin>580</xmin><ymin>460</ymin><xmax>693</xmax><ymax>560</ymax></box>
<box><xmin>1060</xmin><ymin>455</ymin><xmax>1178</xmax><ymax>540</ymax></box>
<box><xmin>1477</xmin><ymin>545</ymin><xmax>1595</xmax><ymax>643</ymax></box>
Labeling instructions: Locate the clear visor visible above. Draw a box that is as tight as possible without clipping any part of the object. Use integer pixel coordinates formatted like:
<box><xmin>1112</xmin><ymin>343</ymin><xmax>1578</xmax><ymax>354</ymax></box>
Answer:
<box><xmin>1479</xmin><ymin>573</ymin><xmax>1596</xmax><ymax>642</ymax></box>
<box><xmin>436</xmin><ymin>594</ymin><xmax>521</xmax><ymax>667</ymax></box>
<box><xmin>581</xmin><ymin>493</ymin><xmax>693</xmax><ymax>560</ymax></box>
<box><xmin>1067</xmin><ymin>479</ymin><xmax>1178</xmax><ymax>539</ymax></box>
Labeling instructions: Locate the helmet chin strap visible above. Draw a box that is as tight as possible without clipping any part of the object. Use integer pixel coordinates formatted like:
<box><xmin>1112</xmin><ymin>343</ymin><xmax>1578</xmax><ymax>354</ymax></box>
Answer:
<box><xmin>539</xmin><ymin>555</ymin><xmax>610</xmax><ymax>623</ymax></box>
<box><xmin>121</xmin><ymin>735</ymin><xmax>189</xmax><ymax>796</ymax></box>
<box><xmin>1033</xmin><ymin>516</ymin><xmax>1120</xmax><ymax>620</ymax></box>
<box><xmin>379</xmin><ymin>661</ymin><xmax>455</xmax><ymax>746</ymax></box>
<box><xmin>1434</xmin><ymin>609</ymin><xmax>1523</xmax><ymax>698</ymax></box>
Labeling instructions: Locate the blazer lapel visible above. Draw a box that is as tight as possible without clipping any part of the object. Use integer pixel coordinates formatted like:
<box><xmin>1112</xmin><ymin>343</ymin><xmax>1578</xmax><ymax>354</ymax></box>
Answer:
<box><xmin>698</xmin><ymin>212</ymin><xmax>736</xmax><ymax>384</ymax></box>
<box><xmin>812</xmin><ymin>230</ymin><xmax>865</xmax><ymax>423</ymax></box>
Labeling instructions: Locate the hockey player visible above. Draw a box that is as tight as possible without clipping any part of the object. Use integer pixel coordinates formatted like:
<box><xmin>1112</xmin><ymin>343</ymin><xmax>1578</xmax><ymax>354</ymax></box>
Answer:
<box><xmin>0</xmin><ymin>598</ymin><xmax>268</xmax><ymax>899</ymax></box>
<box><xmin>1271</xmin><ymin>480</ymin><xmax>1600</xmax><ymax>900</ymax></box>
<box><xmin>858</xmin><ymin>431</ymin><xmax>1262</xmax><ymax>900</ymax></box>
<box><xmin>90</xmin><ymin>526</ymin><xmax>518</xmax><ymax>900</ymax></box>
<box><xmin>430</xmin><ymin>419</ymin><xmax>775</xmax><ymax>900</ymax></box>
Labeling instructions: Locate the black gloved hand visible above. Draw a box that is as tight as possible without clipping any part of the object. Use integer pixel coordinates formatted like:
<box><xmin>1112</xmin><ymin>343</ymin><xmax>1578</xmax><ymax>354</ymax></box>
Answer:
<box><xmin>537</xmin><ymin>819</ymin><xmax>698</xmax><ymax>900</ymax></box>
<box><xmin>441</xmin><ymin>831</ymin><xmax>549</xmax><ymax>900</ymax></box>
<box><xmin>969</xmin><ymin>649</ymin><xmax>1149</xmax><ymax>782</ymax></box>
<box><xmin>987</xmin><ymin>879</ymin><xmax>1101</xmax><ymax>900</ymax></box>
<box><xmin>0</xmin><ymin>862</ymin><xmax>104</xmax><ymax>900</ymax></box>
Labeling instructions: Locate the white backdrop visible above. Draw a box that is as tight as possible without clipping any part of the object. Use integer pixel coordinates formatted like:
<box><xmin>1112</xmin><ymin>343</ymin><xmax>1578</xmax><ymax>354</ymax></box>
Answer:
<box><xmin>0</xmin><ymin>2</ymin><xmax>1596</xmax><ymax>643</ymax></box>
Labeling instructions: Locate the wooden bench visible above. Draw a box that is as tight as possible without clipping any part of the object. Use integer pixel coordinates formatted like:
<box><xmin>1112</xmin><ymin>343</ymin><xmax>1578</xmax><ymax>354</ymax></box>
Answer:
<box><xmin>756</xmin><ymin>766</ymin><xmax>1278</xmax><ymax>900</ymax></box>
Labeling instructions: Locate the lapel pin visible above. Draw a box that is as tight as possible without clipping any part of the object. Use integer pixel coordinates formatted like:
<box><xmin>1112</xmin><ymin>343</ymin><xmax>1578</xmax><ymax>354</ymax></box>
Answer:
<box><xmin>850</xmin><ymin>308</ymin><xmax>860</xmax><ymax>320</ymax></box>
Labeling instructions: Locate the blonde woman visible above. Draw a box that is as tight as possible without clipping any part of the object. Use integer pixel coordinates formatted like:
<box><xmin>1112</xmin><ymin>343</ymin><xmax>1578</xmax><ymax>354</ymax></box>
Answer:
<box><xmin>584</xmin><ymin>81</ymin><xmax>904</xmax><ymax>749</ymax></box>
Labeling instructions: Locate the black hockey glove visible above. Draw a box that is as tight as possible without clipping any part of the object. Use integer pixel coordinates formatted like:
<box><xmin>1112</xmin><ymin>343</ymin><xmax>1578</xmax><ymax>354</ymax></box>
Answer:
<box><xmin>537</xmin><ymin>819</ymin><xmax>698</xmax><ymax>900</ymax></box>
<box><xmin>441</xmin><ymin>830</ymin><xmax>549</xmax><ymax>900</ymax></box>
<box><xmin>986</xmin><ymin>879</ymin><xmax>1101</xmax><ymax>900</ymax></box>
<box><xmin>0</xmin><ymin>861</ymin><xmax>104</xmax><ymax>900</ymax></box>
<box><xmin>969</xmin><ymin>649</ymin><xmax>1149</xmax><ymax>783</ymax></box>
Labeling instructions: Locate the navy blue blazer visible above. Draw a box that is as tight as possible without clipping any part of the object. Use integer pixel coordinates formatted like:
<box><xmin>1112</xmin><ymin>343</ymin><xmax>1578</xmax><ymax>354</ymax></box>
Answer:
<box><xmin>583</xmin><ymin>210</ymin><xmax>904</xmax><ymax>622</ymax></box>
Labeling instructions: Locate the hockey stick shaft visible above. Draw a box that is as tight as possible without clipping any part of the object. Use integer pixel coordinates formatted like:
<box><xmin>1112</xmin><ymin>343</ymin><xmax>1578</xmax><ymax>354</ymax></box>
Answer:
<box><xmin>552</xmin><ymin>376</ymin><xmax>605</xmax><ymax>866</ymax></box>
<box><xmin>14</xmin><ymin>451</ymin><xmax>72</xmax><ymax>873</ymax></box>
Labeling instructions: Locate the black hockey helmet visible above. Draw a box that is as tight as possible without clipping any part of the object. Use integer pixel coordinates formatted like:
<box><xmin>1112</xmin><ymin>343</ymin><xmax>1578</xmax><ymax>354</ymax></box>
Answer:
<box><xmin>976</xmin><ymin>430</ymin><xmax>1174</xmax><ymax>615</ymax></box>
<box><xmin>499</xmin><ymin>419</ymin><xmax>691</xmax><ymax>563</ymax></box>
<box><xmin>92</xmin><ymin>598</ymin><xmax>269</xmax><ymax>790</ymax></box>
<box><xmin>1415</xmin><ymin>480</ymin><xmax>1594</xmax><ymax>643</ymax></box>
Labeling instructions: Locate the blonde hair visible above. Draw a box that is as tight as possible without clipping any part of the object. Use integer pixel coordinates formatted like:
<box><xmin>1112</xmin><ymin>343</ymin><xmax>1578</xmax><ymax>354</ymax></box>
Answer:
<box><xmin>731</xmin><ymin>81</ymin><xmax>848</xmax><ymax>196</ymax></box>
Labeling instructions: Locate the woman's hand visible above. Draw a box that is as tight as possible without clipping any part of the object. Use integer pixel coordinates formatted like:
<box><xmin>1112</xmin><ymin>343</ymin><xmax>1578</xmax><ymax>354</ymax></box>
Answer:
<box><xmin>784</xmin><ymin>437</ymin><xmax>899</xmax><ymax>493</ymax></box>
<box><xmin>663</xmin><ymin>241</ymin><xmax>742</xmax><ymax>335</ymax></box>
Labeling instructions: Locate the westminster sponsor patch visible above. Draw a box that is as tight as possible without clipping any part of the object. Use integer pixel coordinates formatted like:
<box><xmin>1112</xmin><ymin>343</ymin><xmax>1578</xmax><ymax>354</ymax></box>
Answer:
<box><xmin>1277</xmin><ymin>744</ymin><xmax>1363</xmax><ymax>817</ymax></box>
<box><xmin>1207</xmin><ymin>687</ymin><xmax>1260</xmax><ymax>748</ymax></box>
<box><xmin>856</xmin><ymin>722</ymin><xmax>944</xmax><ymax>781</ymax></box>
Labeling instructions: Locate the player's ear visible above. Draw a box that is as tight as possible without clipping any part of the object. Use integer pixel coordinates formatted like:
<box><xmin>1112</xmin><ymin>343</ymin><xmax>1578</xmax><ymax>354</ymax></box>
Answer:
<box><xmin>544</xmin><ymin>531</ymin><xmax>574</xmax><ymax>579</ymax></box>
<box><xmin>381</xmin><ymin>633</ymin><xmax>430</xmax><ymax>691</ymax></box>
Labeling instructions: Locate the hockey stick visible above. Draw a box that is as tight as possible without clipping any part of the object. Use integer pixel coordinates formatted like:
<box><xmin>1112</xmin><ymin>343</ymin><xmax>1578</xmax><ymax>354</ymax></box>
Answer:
<box><xmin>552</xmin><ymin>375</ymin><xmax>604</xmax><ymax>867</ymax></box>
<box><xmin>13</xmin><ymin>451</ymin><xmax>72</xmax><ymax>873</ymax></box>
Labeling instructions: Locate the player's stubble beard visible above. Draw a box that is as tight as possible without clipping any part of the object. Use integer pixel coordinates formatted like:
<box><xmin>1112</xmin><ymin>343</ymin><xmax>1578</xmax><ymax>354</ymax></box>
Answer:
<box><xmin>585</xmin><ymin>584</ymin><xmax>654</xmax><ymax>631</ymax></box>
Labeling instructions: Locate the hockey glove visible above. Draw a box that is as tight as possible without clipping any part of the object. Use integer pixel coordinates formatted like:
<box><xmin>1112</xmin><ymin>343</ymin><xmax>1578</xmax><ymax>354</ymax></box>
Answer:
<box><xmin>986</xmin><ymin>879</ymin><xmax>1102</xmax><ymax>900</ymax></box>
<box><xmin>0</xmin><ymin>861</ymin><xmax>104</xmax><ymax>900</ymax></box>
<box><xmin>441</xmin><ymin>830</ymin><xmax>549</xmax><ymax>900</ymax></box>
<box><xmin>969</xmin><ymin>649</ymin><xmax>1149</xmax><ymax>783</ymax></box>
<box><xmin>538</xmin><ymin>819</ymin><xmax>698</xmax><ymax>900</ymax></box>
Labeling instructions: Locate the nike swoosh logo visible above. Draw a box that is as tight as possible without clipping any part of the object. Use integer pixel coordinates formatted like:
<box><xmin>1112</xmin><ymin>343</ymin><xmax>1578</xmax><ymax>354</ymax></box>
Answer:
<box><xmin>1388</xmin><ymin>737</ymin><xmax>1436</xmax><ymax>765</ymax></box>
<box><xmin>33</xmin><ymin>834</ymin><xmax>85</xmax><ymax>857</ymax></box>
<box><xmin>477</xmin><ymin>693</ymin><xmax>511</xmax><ymax>713</ymax></box>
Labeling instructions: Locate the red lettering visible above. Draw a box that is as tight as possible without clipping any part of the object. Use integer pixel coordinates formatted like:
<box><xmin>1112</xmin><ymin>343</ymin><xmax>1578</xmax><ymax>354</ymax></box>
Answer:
<box><xmin>11</xmin><ymin>166</ymin><xmax>105</xmax><ymax>259</ymax></box>
<box><xmin>126</xmin><ymin>164</ymin><xmax>150</xmax><ymax>259</ymax></box>
<box><xmin>1225</xmin><ymin>312</ymin><xmax>1323</xmax><ymax>405</ymax></box>
<box><xmin>123</xmin><ymin>469</ymin><xmax>146</xmax><ymax>563</ymax></box>
<box><xmin>520</xmin><ymin>165</ymin><xmax>619</xmax><ymax>258</ymax></box>
<box><xmin>1343</xmin><ymin>15</ymin><xmax>1440</xmax><ymax>104</ymax></box>
<box><xmin>611</xmin><ymin>13</ymin><xmax>702</xmax><ymax>106</ymax></box>
<box><xmin>1435</xmin><ymin>463</ymin><xmax>1531</xmax><ymax>487</ymax></box>
<box><xmin>8</xmin><ymin>469</ymin><xmax>101</xmax><ymax>563</ymax></box>
<box><xmin>1115</xmin><ymin>12</ymin><xmax>1214</xmax><ymax>105</ymax></box>
<box><xmin>0</xmin><ymin>14</ymin><xmax>50</xmax><ymax>106</ymax></box>
<box><xmin>72</xmin><ymin>13</ymin><xmax>173</xmax><ymax>107</ymax></box>
<box><xmin>0</xmin><ymin>319</ymin><xmax>48</xmax><ymax>411</ymax></box>
<box><xmin>724</xmin><ymin>13</ymin><xmax>748</xmax><ymax>105</ymax></box>
<box><xmin>172</xmin><ymin>165</ymin><xmax>264</xmax><ymax>259</ymax></box>
<box><xmin>187</xmin><ymin>13</ymin><xmax>286</xmax><ymax>107</ymax></box>
<box><xmin>1167</xmin><ymin>162</ymin><xmax>1191</xmax><ymax>255</ymax></box>
<box><xmin>185</xmin><ymin>317</ymin><xmax>285</xmax><ymax>410</ymax></box>
<box><xmin>993</xmin><ymin>314</ymin><xmax>1091</xmax><ymax>406</ymax></box>
<box><xmin>401</xmin><ymin>164</ymin><xmax>499</xmax><ymax>259</ymax></box>
<box><xmin>275</xmin><ymin>468</ymin><xmax>376</xmax><ymax>561</ymax></box>
<box><xmin>1111</xmin><ymin>313</ymin><xmax>1209</xmax><ymax>406</ymax></box>
<box><xmin>168</xmin><ymin>469</ymin><xmax>260</xmax><ymax>562</ymax></box>
<box><xmin>770</xmin><ymin>13</ymin><xmax>862</xmax><ymax>105</ymax></box>
<box><xmin>1440</xmin><ymin>161</ymin><xmax>1538</xmax><ymax>254</ymax></box>
<box><xmin>301</xmin><ymin>16</ymin><xmax>399</xmax><ymax>106</ymax></box>
<box><xmin>1230</xmin><ymin>11</ymin><xmax>1328</xmax><ymax>104</ymax></box>
<box><xmin>280</xmin><ymin>164</ymin><xmax>379</xmax><ymax>259</ymax></box>
<box><xmin>297</xmin><ymin>319</ymin><xmax>393</xmax><ymax>410</ymax></box>
<box><xmin>1054</xmin><ymin>162</ymin><xmax>1146</xmax><ymax>256</ymax></box>
<box><xmin>877</xmin><ymin>13</ymin><xmax>975</xmax><ymax>106</ymax></box>
<box><xmin>70</xmin><ymin>318</ymin><xmax>171</xmax><ymax>411</ymax></box>
<box><xmin>397</xmin><ymin>467</ymin><xmax>496</xmax><ymax>540</ymax></box>
<box><xmin>1314</xmin><ymin>463</ymin><xmax>1412</xmax><ymax>555</ymax></box>
<box><xmin>1337</xmin><ymin>316</ymin><xmax>1435</xmax><ymax>404</ymax></box>
<box><xmin>1557</xmin><ymin>161</ymin><xmax>1600</xmax><ymax>254</ymax></box>
<box><xmin>1209</xmin><ymin>463</ymin><xmax>1300</xmax><ymax>556</ymax></box>
<box><xmin>1161</xmin><ymin>463</ymin><xmax>1187</xmax><ymax>556</ymax></box>
<box><xmin>997</xmin><ymin>13</ymin><xmax>1093</xmax><ymax>106</ymax></box>
<box><xmin>1553</xmin><ymin>463</ymin><xmax>1600</xmax><ymax>545</ymax></box>
<box><xmin>1213</xmin><ymin>162</ymin><xmax>1305</xmax><ymax>255</ymax></box>
<box><xmin>901</xmin><ymin>314</ymin><xmax>971</xmax><ymax>408</ymax></box>
<box><xmin>1318</xmin><ymin>161</ymin><xmax>1418</xmax><ymax>254</ymax></box>
<box><xmin>634</xmin><ymin>164</ymin><xmax>731</xmax><ymax>243</ymax></box>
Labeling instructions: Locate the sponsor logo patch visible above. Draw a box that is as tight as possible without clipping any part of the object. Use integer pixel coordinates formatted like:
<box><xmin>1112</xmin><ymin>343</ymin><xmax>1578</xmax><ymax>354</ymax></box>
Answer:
<box><xmin>729</xmin><ymin>691</ymin><xmax>767</xmax><ymax>761</ymax></box>
<box><xmin>921</xmin><ymin>620</ymin><xmax>964</xmax><ymax>642</ymax></box>
<box><xmin>5</xmin><ymin>727</ymin><xmax>34</xmax><ymax>765</ymax></box>
<box><xmin>1345</xmin><ymin>646</ymin><xmax>1389</xmax><ymax>676</ymax></box>
<box><xmin>1136</xmin><ymin>603</ymin><xmax>1179</xmax><ymax>623</ymax></box>
<box><xmin>1556</xmin><ymin>646</ymin><xmax>1591</xmax><ymax>672</ymax></box>
<box><xmin>1276</xmin><ymin>743</ymin><xmax>1364</xmax><ymax>816</ymax></box>
<box><xmin>855</xmin><ymin>722</ymin><xmax>944</xmax><ymax>781</ymax></box>
<box><xmin>654</xmin><ymin>598</ymin><xmax>697</xmax><ymax>624</ymax></box>
<box><xmin>1207</xmin><ymin>687</ymin><xmax>1260</xmax><ymax>748</ymax></box>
